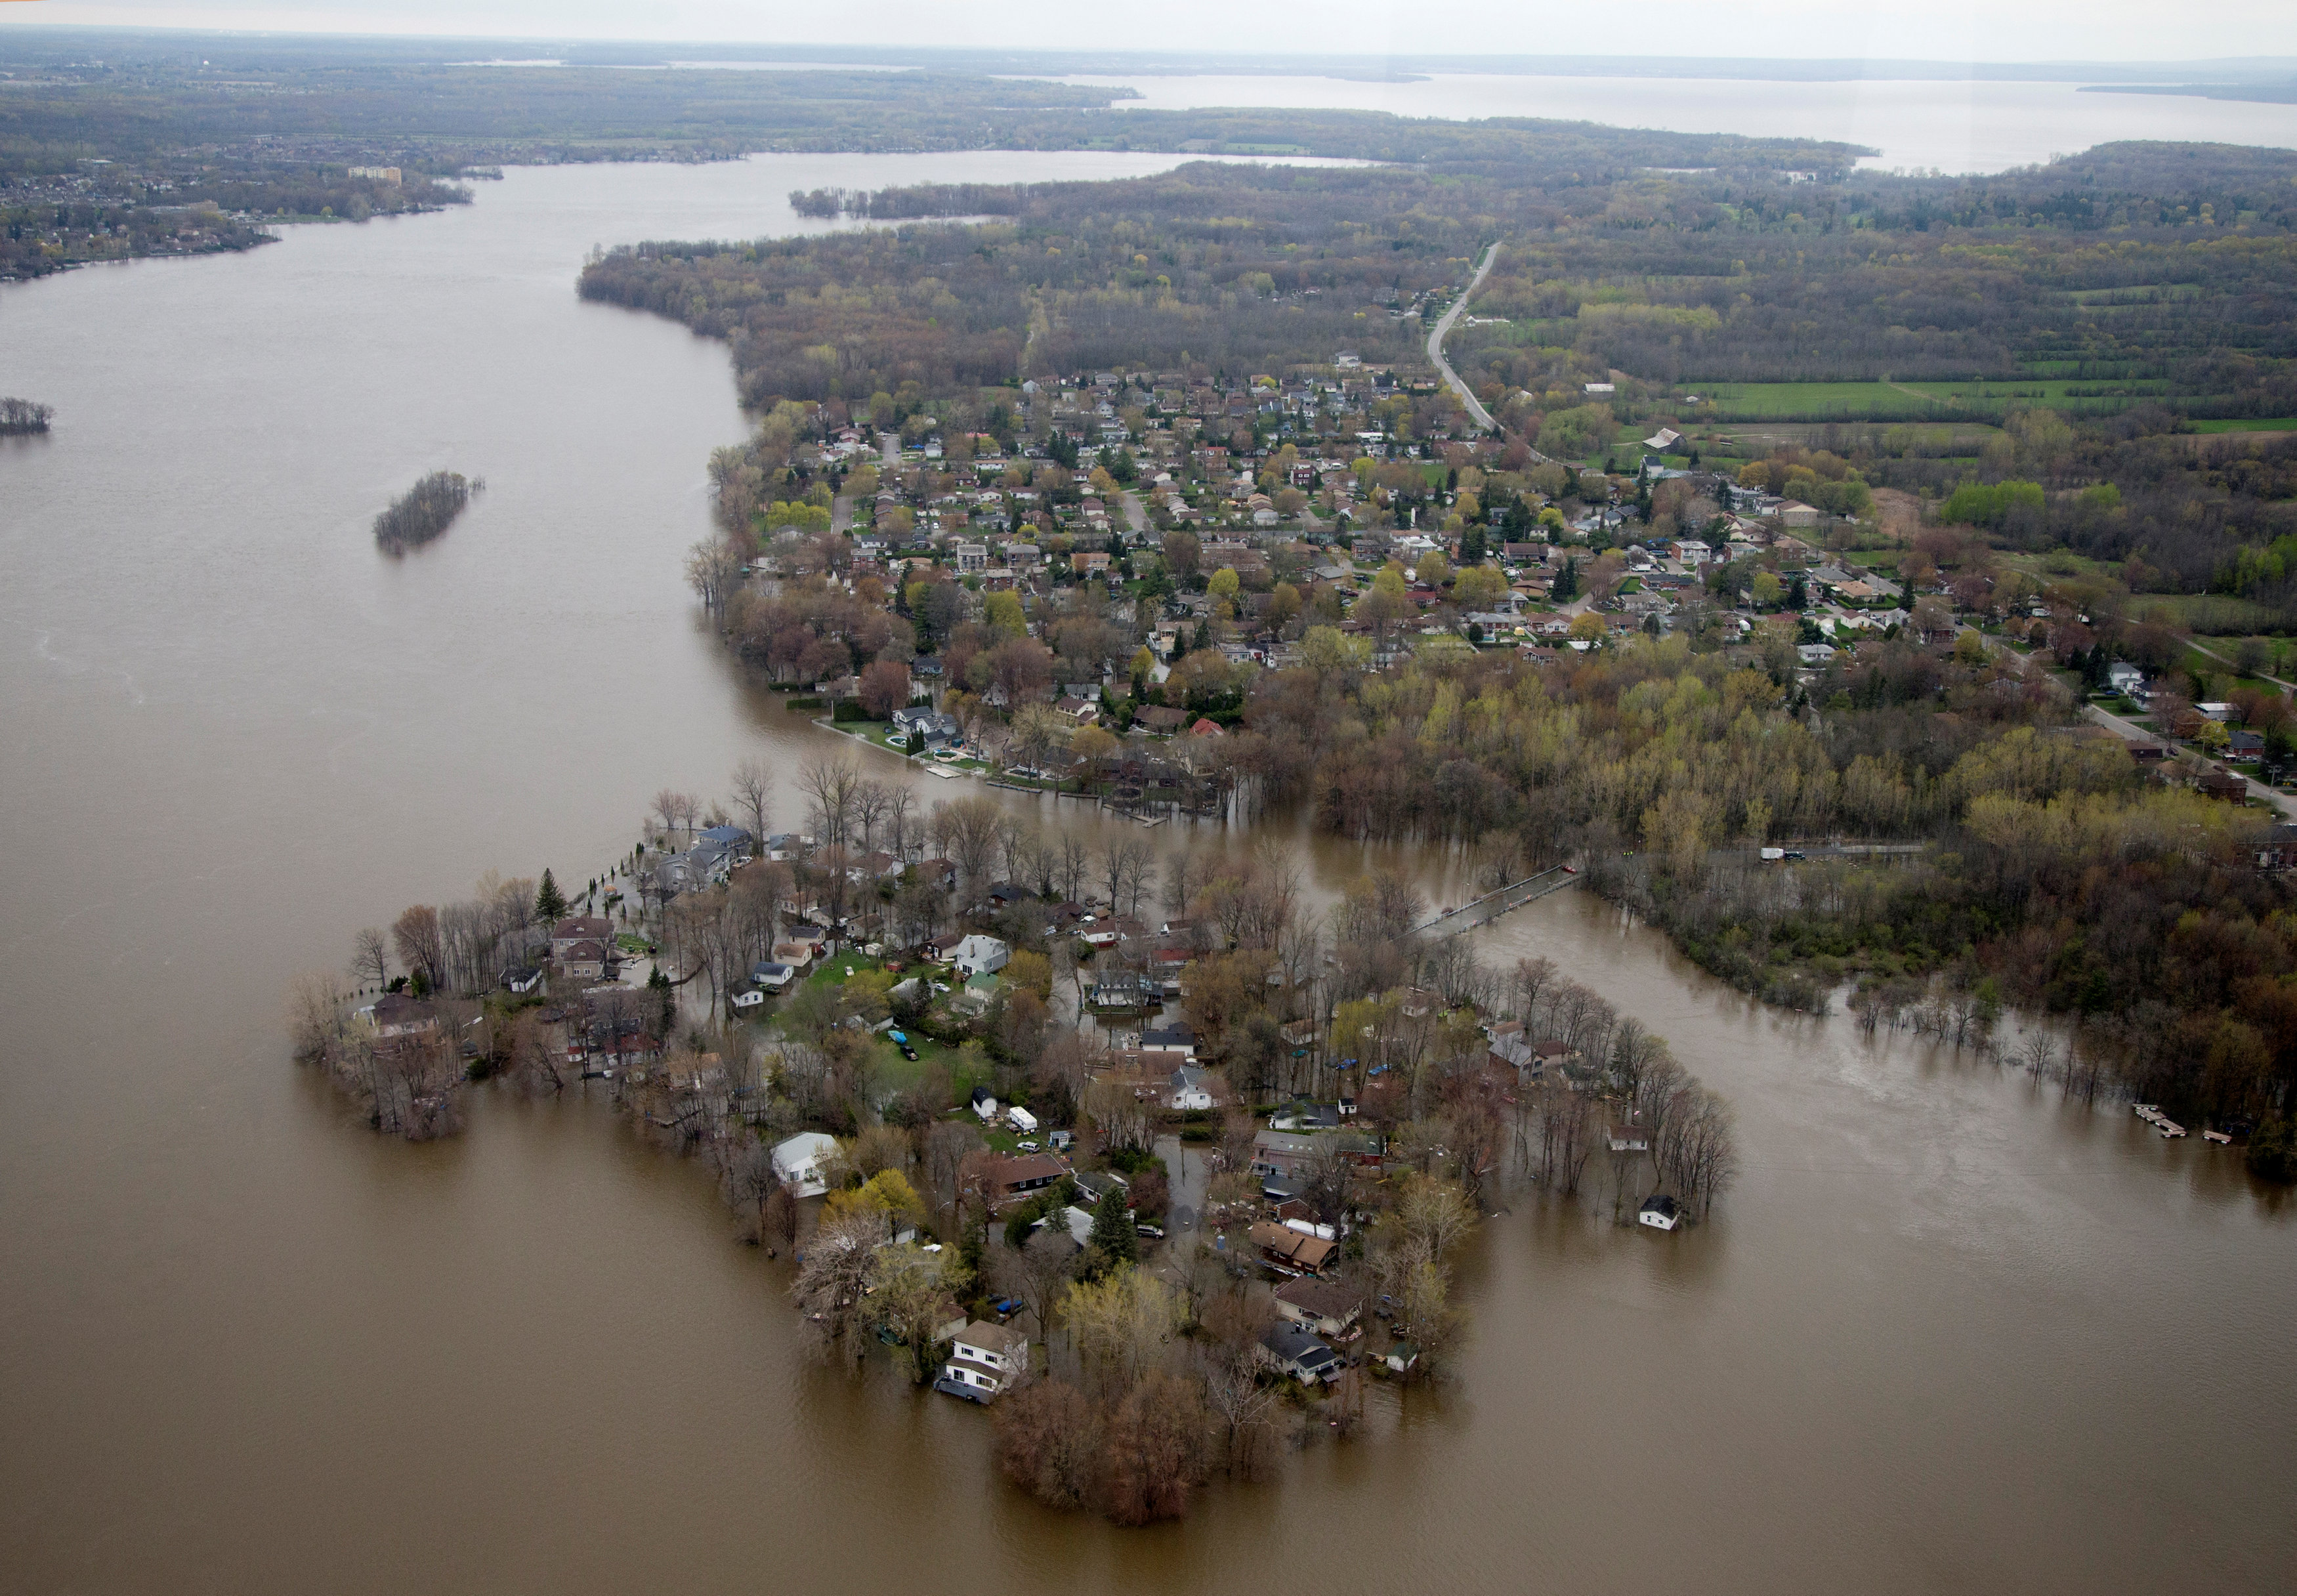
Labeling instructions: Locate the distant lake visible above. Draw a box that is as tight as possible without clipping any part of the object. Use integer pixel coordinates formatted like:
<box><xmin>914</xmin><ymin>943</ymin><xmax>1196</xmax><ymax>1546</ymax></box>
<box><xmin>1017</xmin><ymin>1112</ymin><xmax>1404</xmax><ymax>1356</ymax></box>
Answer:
<box><xmin>1053</xmin><ymin>73</ymin><xmax>2297</xmax><ymax>173</ymax></box>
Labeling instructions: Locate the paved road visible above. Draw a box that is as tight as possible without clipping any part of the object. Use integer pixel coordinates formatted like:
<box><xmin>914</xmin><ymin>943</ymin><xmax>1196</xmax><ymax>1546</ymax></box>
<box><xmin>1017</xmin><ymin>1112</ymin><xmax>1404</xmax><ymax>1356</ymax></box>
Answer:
<box><xmin>2084</xmin><ymin>702</ymin><xmax>2289</xmax><ymax>816</ymax></box>
<box><xmin>1427</xmin><ymin>240</ymin><xmax>1501</xmax><ymax>433</ymax></box>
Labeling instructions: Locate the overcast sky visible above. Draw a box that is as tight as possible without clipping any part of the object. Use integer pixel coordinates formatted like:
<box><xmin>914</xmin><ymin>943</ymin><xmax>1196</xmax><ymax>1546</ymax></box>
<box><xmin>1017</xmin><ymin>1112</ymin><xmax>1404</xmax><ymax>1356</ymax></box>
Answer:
<box><xmin>3</xmin><ymin>0</ymin><xmax>2294</xmax><ymax>64</ymax></box>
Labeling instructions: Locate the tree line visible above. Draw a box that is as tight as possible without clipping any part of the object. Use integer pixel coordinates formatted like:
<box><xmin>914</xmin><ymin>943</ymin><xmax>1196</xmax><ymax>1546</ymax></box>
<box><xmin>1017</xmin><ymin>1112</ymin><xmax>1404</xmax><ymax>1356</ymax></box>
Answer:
<box><xmin>373</xmin><ymin>471</ymin><xmax>480</xmax><ymax>553</ymax></box>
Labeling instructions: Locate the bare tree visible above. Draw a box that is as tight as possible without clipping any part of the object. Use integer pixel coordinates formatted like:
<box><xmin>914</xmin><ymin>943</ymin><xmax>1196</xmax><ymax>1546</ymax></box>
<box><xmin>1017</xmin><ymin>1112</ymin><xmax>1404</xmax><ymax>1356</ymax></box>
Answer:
<box><xmin>923</xmin><ymin>1120</ymin><xmax>984</xmax><ymax>1222</ymax></box>
<box><xmin>1194</xmin><ymin>1286</ymin><xmax>1282</xmax><ymax>1477</ymax></box>
<box><xmin>286</xmin><ymin>971</ymin><xmax>348</xmax><ymax>1065</ymax></box>
<box><xmin>2016</xmin><ymin>1029</ymin><xmax>2059</xmax><ymax>1080</ymax></box>
<box><xmin>652</xmin><ymin>788</ymin><xmax>703</xmax><ymax>844</ymax></box>
<box><xmin>854</xmin><ymin>779</ymin><xmax>893</xmax><ymax>852</ymax></box>
<box><xmin>390</xmin><ymin>905</ymin><xmax>444</xmax><ymax>991</ymax></box>
<box><xmin>935</xmin><ymin>795</ymin><xmax>1003</xmax><ymax>890</ymax></box>
<box><xmin>998</xmin><ymin>816</ymin><xmax>1034</xmax><ymax>885</ymax></box>
<box><xmin>797</xmin><ymin>756</ymin><xmax>861</xmax><ymax>847</ymax></box>
<box><xmin>790</xmin><ymin>1210</ymin><xmax>883</xmax><ymax>1366</ymax></box>
<box><xmin>721</xmin><ymin>1136</ymin><xmax>783</xmax><ymax>1243</ymax></box>
<box><xmin>730</xmin><ymin>757</ymin><xmax>774</xmax><ymax>843</ymax></box>
<box><xmin>1098</xmin><ymin>836</ymin><xmax>1154</xmax><ymax>917</ymax></box>
<box><xmin>883</xmin><ymin>784</ymin><xmax>916</xmax><ymax>860</ymax></box>
<box><xmin>994</xmin><ymin>1227</ymin><xmax>1080</xmax><ymax>1340</ymax></box>
<box><xmin>349</xmin><ymin>927</ymin><xmax>389</xmax><ymax>992</ymax></box>
<box><xmin>685</xmin><ymin>536</ymin><xmax>743</xmax><ymax>621</ymax></box>
<box><xmin>1055</xmin><ymin>831</ymin><xmax>1090</xmax><ymax>904</ymax></box>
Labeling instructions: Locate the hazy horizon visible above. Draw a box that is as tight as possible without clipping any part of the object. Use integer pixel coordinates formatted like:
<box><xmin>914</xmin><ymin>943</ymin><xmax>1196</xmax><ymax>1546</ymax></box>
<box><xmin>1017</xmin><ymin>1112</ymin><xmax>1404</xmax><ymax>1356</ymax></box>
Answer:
<box><xmin>5</xmin><ymin>1</ymin><xmax>2296</xmax><ymax>68</ymax></box>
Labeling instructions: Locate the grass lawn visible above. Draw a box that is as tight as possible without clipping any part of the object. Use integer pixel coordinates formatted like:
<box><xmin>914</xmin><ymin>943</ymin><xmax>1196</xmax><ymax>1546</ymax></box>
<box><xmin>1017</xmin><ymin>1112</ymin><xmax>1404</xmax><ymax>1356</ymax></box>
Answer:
<box><xmin>2187</xmin><ymin>418</ymin><xmax>2297</xmax><ymax>433</ymax></box>
<box><xmin>795</xmin><ymin>954</ymin><xmax>995</xmax><ymax>1100</ymax></box>
<box><xmin>2143</xmin><ymin>593</ymin><xmax>2286</xmax><ymax>637</ymax></box>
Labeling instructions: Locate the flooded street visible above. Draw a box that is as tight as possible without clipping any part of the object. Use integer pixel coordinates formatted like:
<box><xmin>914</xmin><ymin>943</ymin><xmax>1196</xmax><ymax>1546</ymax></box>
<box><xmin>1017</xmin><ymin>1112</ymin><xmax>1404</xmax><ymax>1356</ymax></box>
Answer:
<box><xmin>2</xmin><ymin>155</ymin><xmax>2290</xmax><ymax>1595</ymax></box>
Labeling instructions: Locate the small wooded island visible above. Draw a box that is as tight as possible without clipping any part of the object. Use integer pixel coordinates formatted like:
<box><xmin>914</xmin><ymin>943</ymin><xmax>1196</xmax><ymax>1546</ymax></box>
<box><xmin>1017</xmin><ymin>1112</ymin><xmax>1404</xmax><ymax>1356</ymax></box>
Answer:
<box><xmin>373</xmin><ymin>470</ymin><xmax>480</xmax><ymax>553</ymax></box>
<box><xmin>0</xmin><ymin>398</ymin><xmax>54</xmax><ymax>435</ymax></box>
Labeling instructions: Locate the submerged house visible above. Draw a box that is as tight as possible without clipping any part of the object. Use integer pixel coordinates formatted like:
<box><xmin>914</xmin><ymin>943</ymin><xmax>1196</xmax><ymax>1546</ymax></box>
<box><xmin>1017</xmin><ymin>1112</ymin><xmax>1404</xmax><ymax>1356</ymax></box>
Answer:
<box><xmin>770</xmin><ymin>1131</ymin><xmax>839</xmax><ymax>1199</ymax></box>
<box><xmin>937</xmin><ymin>1320</ymin><xmax>1029</xmax><ymax>1402</ymax></box>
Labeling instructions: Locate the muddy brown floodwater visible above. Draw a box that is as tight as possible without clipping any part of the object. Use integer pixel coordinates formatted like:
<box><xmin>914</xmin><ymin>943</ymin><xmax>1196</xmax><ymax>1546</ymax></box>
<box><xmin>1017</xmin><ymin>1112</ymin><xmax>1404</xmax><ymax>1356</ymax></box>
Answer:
<box><xmin>3</xmin><ymin>157</ymin><xmax>2291</xmax><ymax>1596</ymax></box>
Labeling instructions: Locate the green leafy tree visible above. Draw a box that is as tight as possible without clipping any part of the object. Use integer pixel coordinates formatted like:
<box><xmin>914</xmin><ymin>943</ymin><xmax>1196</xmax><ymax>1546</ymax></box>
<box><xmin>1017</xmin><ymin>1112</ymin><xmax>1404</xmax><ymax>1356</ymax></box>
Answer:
<box><xmin>536</xmin><ymin>869</ymin><xmax>568</xmax><ymax>925</ymax></box>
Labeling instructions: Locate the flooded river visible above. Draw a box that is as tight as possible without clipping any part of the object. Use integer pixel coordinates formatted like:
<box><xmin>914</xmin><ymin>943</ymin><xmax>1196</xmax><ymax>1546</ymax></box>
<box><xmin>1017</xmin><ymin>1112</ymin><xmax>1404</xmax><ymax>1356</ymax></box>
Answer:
<box><xmin>2</xmin><ymin>156</ymin><xmax>2290</xmax><ymax>1595</ymax></box>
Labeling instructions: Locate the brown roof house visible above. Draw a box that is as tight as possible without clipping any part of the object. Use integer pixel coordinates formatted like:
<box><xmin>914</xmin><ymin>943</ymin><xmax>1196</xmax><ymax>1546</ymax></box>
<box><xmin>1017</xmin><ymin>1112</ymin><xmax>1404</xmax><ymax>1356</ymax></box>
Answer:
<box><xmin>937</xmin><ymin>1320</ymin><xmax>1029</xmax><ymax>1404</ymax></box>
<box><xmin>1249</xmin><ymin>1220</ymin><xmax>1338</xmax><ymax>1276</ymax></box>
<box><xmin>1275</xmin><ymin>1278</ymin><xmax>1362</xmax><ymax>1340</ymax></box>
<box><xmin>984</xmin><ymin>1152</ymin><xmax>1066</xmax><ymax>1207</ymax></box>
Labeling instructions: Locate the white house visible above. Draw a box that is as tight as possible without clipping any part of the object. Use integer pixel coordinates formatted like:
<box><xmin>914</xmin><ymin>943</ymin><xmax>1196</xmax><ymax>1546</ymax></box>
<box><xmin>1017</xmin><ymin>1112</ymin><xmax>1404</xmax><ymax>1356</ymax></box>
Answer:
<box><xmin>1638</xmin><ymin>1194</ymin><xmax>1683</xmax><ymax>1232</ymax></box>
<box><xmin>770</xmin><ymin>1131</ymin><xmax>840</xmax><ymax>1199</ymax></box>
<box><xmin>938</xmin><ymin>1320</ymin><xmax>1029</xmax><ymax>1402</ymax></box>
<box><xmin>1607</xmin><ymin>1122</ymin><xmax>1651</xmax><ymax>1153</ymax></box>
<box><xmin>2107</xmin><ymin>662</ymin><xmax>2145</xmax><ymax>698</ymax></box>
<box><xmin>1139</xmin><ymin>1023</ymin><xmax>1196</xmax><ymax>1065</ymax></box>
<box><xmin>1040</xmin><ymin>1204</ymin><xmax>1096</xmax><ymax>1248</ymax></box>
<box><xmin>1168</xmin><ymin>1065</ymin><xmax>1215</xmax><ymax>1111</ymax></box>
<box><xmin>950</xmin><ymin>935</ymin><xmax>1009</xmax><ymax>978</ymax></box>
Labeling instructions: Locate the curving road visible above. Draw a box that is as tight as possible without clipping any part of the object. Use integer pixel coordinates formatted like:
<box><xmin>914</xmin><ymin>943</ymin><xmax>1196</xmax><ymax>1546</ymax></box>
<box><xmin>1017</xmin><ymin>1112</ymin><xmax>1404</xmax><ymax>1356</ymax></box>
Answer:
<box><xmin>1427</xmin><ymin>240</ymin><xmax>1501</xmax><ymax>432</ymax></box>
<box><xmin>2084</xmin><ymin>700</ymin><xmax>2290</xmax><ymax>816</ymax></box>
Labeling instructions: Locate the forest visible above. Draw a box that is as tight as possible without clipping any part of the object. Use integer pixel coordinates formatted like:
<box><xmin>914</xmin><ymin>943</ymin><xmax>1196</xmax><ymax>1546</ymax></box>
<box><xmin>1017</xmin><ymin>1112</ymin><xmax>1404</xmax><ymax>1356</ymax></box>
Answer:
<box><xmin>586</xmin><ymin>142</ymin><xmax>2297</xmax><ymax>413</ymax></box>
<box><xmin>1200</xmin><ymin>627</ymin><xmax>2294</xmax><ymax>1141</ymax></box>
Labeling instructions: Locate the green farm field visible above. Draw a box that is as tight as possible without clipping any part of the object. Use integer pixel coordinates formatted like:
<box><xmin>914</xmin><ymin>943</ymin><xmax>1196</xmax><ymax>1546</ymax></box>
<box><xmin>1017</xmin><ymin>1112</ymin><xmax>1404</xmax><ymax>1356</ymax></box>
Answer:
<box><xmin>1696</xmin><ymin>377</ymin><xmax>2174</xmax><ymax>422</ymax></box>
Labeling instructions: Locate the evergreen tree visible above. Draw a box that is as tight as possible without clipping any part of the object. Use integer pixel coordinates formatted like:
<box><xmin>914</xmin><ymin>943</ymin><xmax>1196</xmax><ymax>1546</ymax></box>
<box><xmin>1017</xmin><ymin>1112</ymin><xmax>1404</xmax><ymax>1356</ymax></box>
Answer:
<box><xmin>536</xmin><ymin>868</ymin><xmax>568</xmax><ymax>925</ymax></box>
<box><xmin>1787</xmin><ymin>572</ymin><xmax>1808</xmax><ymax>610</ymax></box>
<box><xmin>1085</xmin><ymin>1186</ymin><xmax>1137</xmax><ymax>1276</ymax></box>
<box><xmin>1192</xmin><ymin>619</ymin><xmax>1213</xmax><ymax>654</ymax></box>
<box><xmin>1553</xmin><ymin>556</ymin><xmax>1580</xmax><ymax>602</ymax></box>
